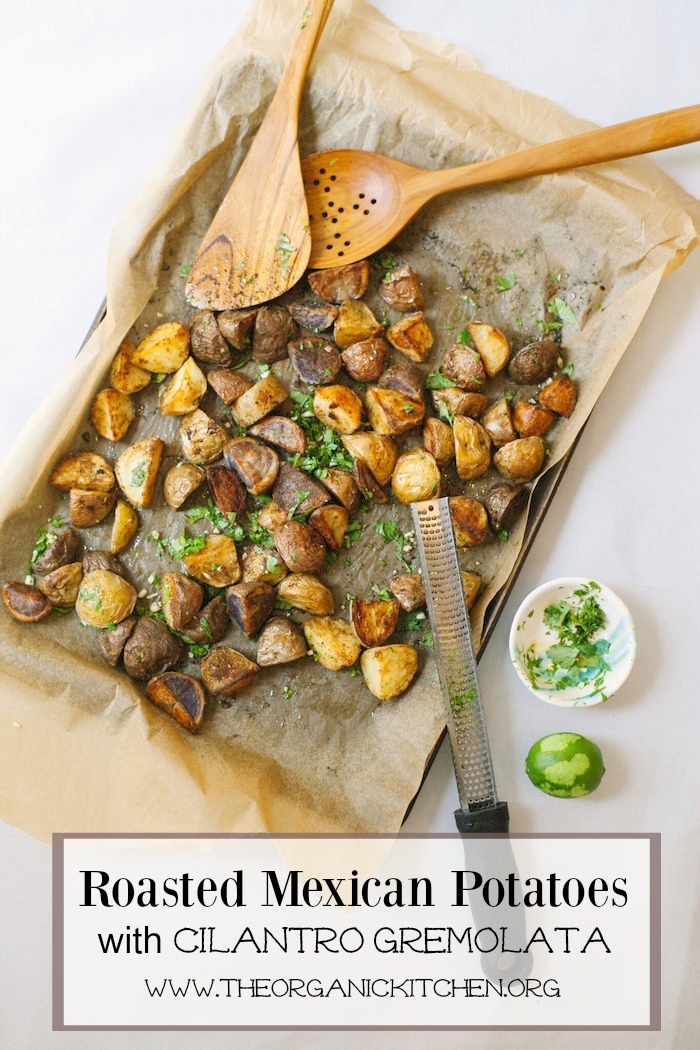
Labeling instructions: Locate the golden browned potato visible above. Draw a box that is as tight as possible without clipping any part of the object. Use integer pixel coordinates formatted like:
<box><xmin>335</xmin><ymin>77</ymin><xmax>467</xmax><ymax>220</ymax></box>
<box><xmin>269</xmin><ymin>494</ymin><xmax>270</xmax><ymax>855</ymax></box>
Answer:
<box><xmin>275</xmin><ymin>521</ymin><xmax>326</xmax><ymax>573</ymax></box>
<box><xmin>189</xmin><ymin>309</ymin><xmax>232</xmax><ymax>367</ymax></box>
<box><xmin>423</xmin><ymin>417</ymin><xmax>455</xmax><ymax>465</ymax></box>
<box><xmin>163</xmin><ymin>462</ymin><xmax>205</xmax><ymax>509</ymax></box>
<box><xmin>217</xmin><ymin>307</ymin><xmax>257</xmax><ymax>350</ymax></box>
<box><xmin>207</xmin><ymin>369</ymin><xmax>252</xmax><ymax>406</ymax></box>
<box><xmin>481</xmin><ymin>398</ymin><xmax>516</xmax><ymax>447</ymax></box>
<box><xmin>494</xmin><ymin>437</ymin><xmax>546</xmax><ymax>483</ymax></box>
<box><xmin>90</xmin><ymin>388</ymin><xmax>135</xmax><ymax>441</ymax></box>
<box><xmin>75</xmin><ymin>569</ymin><xmax>137</xmax><ymax>628</ymax></box>
<box><xmin>512</xmin><ymin>400</ymin><xmax>555</xmax><ymax>437</ymax></box>
<box><xmin>240</xmin><ymin>546</ymin><xmax>288</xmax><ymax>584</ymax></box>
<box><xmin>538</xmin><ymin>374</ymin><xmax>577</xmax><ymax>417</ymax></box>
<box><xmin>449</xmin><ymin>496</ymin><xmax>489</xmax><ymax>547</ymax></box>
<box><xmin>350</xmin><ymin>597</ymin><xmax>400</xmax><ymax>647</ymax></box>
<box><xmin>386</xmin><ymin>312</ymin><xmax>434</xmax><ymax>362</ymax></box>
<box><xmin>288</xmin><ymin>336</ymin><xmax>341</xmax><ymax>385</ymax></box>
<box><xmin>378</xmin><ymin>264</ymin><xmax>423</xmax><ymax>312</ymax></box>
<box><xmin>333</xmin><ymin>300</ymin><xmax>382</xmax><ymax>349</ymax></box>
<box><xmin>225</xmin><ymin>581</ymin><xmax>275</xmax><ymax>636</ymax></box>
<box><xmin>179</xmin><ymin>409</ymin><xmax>227</xmax><ymax>465</ymax></box>
<box><xmin>248</xmin><ymin>416</ymin><xmax>306</xmax><ymax>455</ymax></box>
<box><xmin>303</xmin><ymin>617</ymin><xmax>362</xmax><ymax>671</ymax></box>
<box><xmin>277</xmin><ymin>573</ymin><xmax>334</xmax><ymax>615</ymax></box>
<box><xmin>253</xmin><ymin>304</ymin><xmax>297</xmax><ymax>363</ymax></box>
<box><xmin>453</xmin><ymin>416</ymin><xmax>491</xmax><ymax>480</ymax></box>
<box><xmin>183</xmin><ymin>535</ymin><xmax>241</xmax><ymax>587</ymax></box>
<box><xmin>2</xmin><ymin>581</ymin><xmax>52</xmax><ymax>622</ymax></box>
<box><xmin>115</xmin><ymin>437</ymin><xmax>164</xmax><ymax>507</ymax></box>
<box><xmin>257</xmin><ymin>500</ymin><xmax>288</xmax><ymax>532</ymax></box>
<box><xmin>110</xmin><ymin>499</ymin><xmax>139</xmax><ymax>554</ymax></box>
<box><xmin>389</xmin><ymin>572</ymin><xmax>425</xmax><ymax>612</ymax></box>
<box><xmin>341</xmin><ymin>432</ymin><xmax>397</xmax><ymax>486</ymax></box>
<box><xmin>206</xmin><ymin>465</ymin><xmax>246</xmax><ymax>514</ymax></box>
<box><xmin>352</xmin><ymin>460</ymin><xmax>388</xmax><ymax>504</ymax></box>
<box><xmin>379</xmin><ymin>363</ymin><xmax>425</xmax><ymax>402</ymax></box>
<box><xmin>132</xmin><ymin>321</ymin><xmax>190</xmax><ymax>373</ymax></box>
<box><xmin>341</xmin><ymin>336</ymin><xmax>387</xmax><ymax>382</ymax></box>
<box><xmin>123</xmin><ymin>616</ymin><xmax>182</xmax><ymax>680</ymax></box>
<box><xmin>159</xmin><ymin>357</ymin><xmax>207</xmax><ymax>415</ymax></box>
<box><xmin>308</xmin><ymin>504</ymin><xmax>349</xmax><ymax>550</ymax></box>
<box><xmin>507</xmin><ymin>339</ymin><xmax>558</xmax><ymax>384</ymax></box>
<box><xmin>309</xmin><ymin>260</ymin><xmax>370</xmax><ymax>303</ymax></box>
<box><xmin>441</xmin><ymin>344</ymin><xmax>486</xmax><ymax>392</ymax></box>
<box><xmin>467</xmin><ymin>322</ymin><xmax>510</xmax><ymax>377</ymax></box>
<box><xmin>232</xmin><ymin>374</ymin><xmax>288</xmax><ymax>428</ymax></box>
<box><xmin>223</xmin><ymin>437</ymin><xmax>280</xmax><ymax>495</ymax></box>
<box><xmin>432</xmin><ymin>389</ymin><xmax>487</xmax><ymax>423</ymax></box>
<box><xmin>200</xmin><ymin>646</ymin><xmax>258</xmax><ymax>697</ymax></box>
<box><xmin>484</xmin><ymin>481</ymin><xmax>528</xmax><ymax>532</ymax></box>
<box><xmin>256</xmin><ymin>618</ymin><xmax>307</xmax><ymax>666</ymax></box>
<box><xmin>37</xmin><ymin>562</ymin><xmax>83</xmax><ymax>607</ymax></box>
<box><xmin>360</xmin><ymin>644</ymin><xmax>419</xmax><ymax>700</ymax></box>
<box><xmin>391</xmin><ymin>448</ymin><xmax>441</xmax><ymax>503</ymax></box>
<box><xmin>288</xmin><ymin>299</ymin><xmax>339</xmax><ymax>332</ymax></box>
<box><xmin>146</xmin><ymin>673</ymin><xmax>206</xmax><ymax>733</ymax></box>
<box><xmin>365</xmin><ymin>388</ymin><xmax>424</xmax><ymax>436</ymax></box>
<box><xmin>69</xmin><ymin>488</ymin><xmax>117</xmax><ymax>528</ymax></box>
<box><xmin>109</xmin><ymin>339</ymin><xmax>151</xmax><ymax>395</ymax></box>
<box><xmin>461</xmin><ymin>570</ymin><xmax>482</xmax><ymax>610</ymax></box>
<box><xmin>50</xmin><ymin>452</ymin><xmax>115</xmax><ymax>493</ymax></box>
<box><xmin>313</xmin><ymin>384</ymin><xmax>363</xmax><ymax>434</ymax></box>
<box><xmin>161</xmin><ymin>571</ymin><xmax>203</xmax><ymax>631</ymax></box>
<box><xmin>272</xmin><ymin>462</ymin><xmax>330</xmax><ymax>516</ymax></box>
<box><xmin>320</xmin><ymin>467</ymin><xmax>361</xmax><ymax>513</ymax></box>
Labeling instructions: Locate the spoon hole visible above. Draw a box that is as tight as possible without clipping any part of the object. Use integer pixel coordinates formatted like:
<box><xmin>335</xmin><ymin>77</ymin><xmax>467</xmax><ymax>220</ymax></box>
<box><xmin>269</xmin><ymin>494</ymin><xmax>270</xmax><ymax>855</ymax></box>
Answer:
<box><xmin>363</xmin><ymin>209</ymin><xmax>369</xmax><ymax>215</ymax></box>
<box><xmin>334</xmin><ymin>233</ymin><xmax>341</xmax><ymax>239</ymax></box>
<box><xmin>359</xmin><ymin>193</ymin><xmax>365</xmax><ymax>199</ymax></box>
<box><xmin>344</xmin><ymin>241</ymin><xmax>350</xmax><ymax>246</ymax></box>
<box><xmin>371</xmin><ymin>198</ymin><xmax>377</xmax><ymax>204</ymax></box>
<box><xmin>313</xmin><ymin>179</ymin><xmax>319</xmax><ymax>186</ymax></box>
<box><xmin>324</xmin><ymin>186</ymin><xmax>331</xmax><ymax>192</ymax></box>
<box><xmin>330</xmin><ymin>175</ymin><xmax>337</xmax><ymax>181</ymax></box>
<box><xmin>322</xmin><ymin>212</ymin><xmax>328</xmax><ymax>218</ymax></box>
<box><xmin>328</xmin><ymin>201</ymin><xmax>334</xmax><ymax>207</ymax></box>
<box><xmin>331</xmin><ymin>218</ymin><xmax>338</xmax><ymax>224</ymax></box>
<box><xmin>319</xmin><ymin>168</ymin><xmax>326</xmax><ymax>175</ymax></box>
<box><xmin>326</xmin><ymin>244</ymin><xmax>333</xmax><ymax>250</ymax></box>
<box><xmin>338</xmin><ymin>251</ymin><xmax>345</xmax><ymax>257</ymax></box>
<box><xmin>353</xmin><ymin>204</ymin><xmax>359</xmax><ymax>210</ymax></box>
<box><xmin>338</xmin><ymin>207</ymin><xmax>344</xmax><ymax>213</ymax></box>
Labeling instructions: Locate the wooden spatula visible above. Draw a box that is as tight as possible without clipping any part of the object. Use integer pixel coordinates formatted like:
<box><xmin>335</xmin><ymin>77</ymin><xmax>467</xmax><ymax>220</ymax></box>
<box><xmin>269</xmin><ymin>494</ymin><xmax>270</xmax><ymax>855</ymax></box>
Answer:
<box><xmin>301</xmin><ymin>104</ymin><xmax>700</xmax><ymax>268</ymax></box>
<box><xmin>186</xmin><ymin>0</ymin><xmax>335</xmax><ymax>310</ymax></box>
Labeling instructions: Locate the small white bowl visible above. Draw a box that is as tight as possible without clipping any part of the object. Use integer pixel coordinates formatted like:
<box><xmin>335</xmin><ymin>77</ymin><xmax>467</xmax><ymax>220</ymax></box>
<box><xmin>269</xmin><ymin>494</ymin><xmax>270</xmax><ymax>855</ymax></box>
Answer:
<box><xmin>509</xmin><ymin>577</ymin><xmax>636</xmax><ymax>707</ymax></box>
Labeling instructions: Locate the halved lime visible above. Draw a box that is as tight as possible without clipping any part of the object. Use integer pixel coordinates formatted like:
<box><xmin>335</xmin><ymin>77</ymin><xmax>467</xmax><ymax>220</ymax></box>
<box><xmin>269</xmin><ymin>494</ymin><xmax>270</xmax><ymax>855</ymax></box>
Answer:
<box><xmin>525</xmin><ymin>732</ymin><xmax>605</xmax><ymax>798</ymax></box>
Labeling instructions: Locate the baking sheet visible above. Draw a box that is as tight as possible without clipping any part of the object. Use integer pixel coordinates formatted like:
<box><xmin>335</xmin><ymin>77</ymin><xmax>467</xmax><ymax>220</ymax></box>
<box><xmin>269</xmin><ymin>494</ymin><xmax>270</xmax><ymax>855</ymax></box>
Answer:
<box><xmin>0</xmin><ymin>0</ymin><xmax>697</xmax><ymax>840</ymax></box>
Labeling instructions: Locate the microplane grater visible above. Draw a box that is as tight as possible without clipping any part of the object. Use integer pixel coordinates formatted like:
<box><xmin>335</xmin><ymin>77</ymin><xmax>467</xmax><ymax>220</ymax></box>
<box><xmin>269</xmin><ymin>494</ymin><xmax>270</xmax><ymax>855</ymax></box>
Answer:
<box><xmin>411</xmin><ymin>497</ymin><xmax>509</xmax><ymax>832</ymax></box>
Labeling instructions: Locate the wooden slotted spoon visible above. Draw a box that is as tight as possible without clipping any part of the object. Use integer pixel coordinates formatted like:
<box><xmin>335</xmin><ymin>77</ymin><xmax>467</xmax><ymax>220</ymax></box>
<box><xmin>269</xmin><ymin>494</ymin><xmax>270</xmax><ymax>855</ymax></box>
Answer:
<box><xmin>301</xmin><ymin>104</ymin><xmax>700</xmax><ymax>269</ymax></box>
<box><xmin>186</xmin><ymin>0</ymin><xmax>335</xmax><ymax>310</ymax></box>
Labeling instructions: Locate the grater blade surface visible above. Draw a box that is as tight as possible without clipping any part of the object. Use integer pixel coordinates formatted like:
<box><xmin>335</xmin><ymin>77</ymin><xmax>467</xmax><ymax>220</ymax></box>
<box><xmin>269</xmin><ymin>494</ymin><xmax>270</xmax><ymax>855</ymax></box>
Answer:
<box><xmin>411</xmin><ymin>498</ymin><xmax>499</xmax><ymax>811</ymax></box>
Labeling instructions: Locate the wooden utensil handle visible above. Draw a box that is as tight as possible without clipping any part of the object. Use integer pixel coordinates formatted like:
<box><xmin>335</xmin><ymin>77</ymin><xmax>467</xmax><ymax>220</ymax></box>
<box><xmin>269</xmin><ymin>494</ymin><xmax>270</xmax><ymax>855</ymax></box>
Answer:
<box><xmin>411</xmin><ymin>104</ymin><xmax>700</xmax><ymax>200</ymax></box>
<box><xmin>276</xmin><ymin>0</ymin><xmax>336</xmax><ymax>111</ymax></box>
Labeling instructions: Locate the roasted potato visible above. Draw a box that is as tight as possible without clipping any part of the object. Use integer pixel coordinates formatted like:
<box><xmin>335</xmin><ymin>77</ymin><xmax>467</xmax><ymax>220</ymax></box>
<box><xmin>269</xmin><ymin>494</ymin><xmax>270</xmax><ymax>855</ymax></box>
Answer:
<box><xmin>309</xmin><ymin>260</ymin><xmax>370</xmax><ymax>303</ymax></box>
<box><xmin>110</xmin><ymin>499</ymin><xmax>139</xmax><ymax>554</ymax></box>
<box><xmin>467</xmin><ymin>322</ymin><xmax>510</xmax><ymax>377</ymax></box>
<box><xmin>181</xmin><ymin>595</ymin><xmax>229</xmax><ymax>645</ymax></box>
<box><xmin>360</xmin><ymin>644</ymin><xmax>419</xmax><ymax>700</ymax></box>
<box><xmin>109</xmin><ymin>339</ymin><xmax>151</xmax><ymax>395</ymax></box>
<box><xmin>313</xmin><ymin>384</ymin><xmax>363</xmax><ymax>434</ymax></box>
<box><xmin>180</xmin><ymin>409</ymin><xmax>227</xmax><ymax>465</ymax></box>
<box><xmin>207</xmin><ymin>369</ymin><xmax>252</xmax><ymax>406</ymax></box>
<box><xmin>189</xmin><ymin>309</ymin><xmax>232</xmax><ymax>367</ymax></box>
<box><xmin>253</xmin><ymin>304</ymin><xmax>296</xmax><ymax>363</ymax></box>
<box><xmin>288</xmin><ymin>336</ymin><xmax>341</xmax><ymax>385</ymax></box>
<box><xmin>341</xmin><ymin>336</ymin><xmax>387</xmax><ymax>382</ymax></box>
<box><xmin>538</xmin><ymin>374</ymin><xmax>577</xmax><ymax>417</ymax></box>
<box><xmin>248</xmin><ymin>416</ymin><xmax>306</xmax><ymax>455</ymax></box>
<box><xmin>75</xmin><ymin>570</ymin><xmax>136</xmax><ymax>628</ymax></box>
<box><xmin>217</xmin><ymin>307</ymin><xmax>257</xmax><ymax>350</ymax></box>
<box><xmin>365</xmin><ymin>388</ymin><xmax>424</xmax><ymax>436</ymax></box>
<box><xmin>481</xmin><ymin>398</ymin><xmax>516</xmax><ymax>447</ymax></box>
<box><xmin>378</xmin><ymin>264</ymin><xmax>423</xmax><ymax>312</ymax></box>
<box><xmin>201</xmin><ymin>645</ymin><xmax>258</xmax><ymax>697</ymax></box>
<box><xmin>512</xmin><ymin>400</ymin><xmax>555</xmax><ymax>437</ymax></box>
<box><xmin>308</xmin><ymin>504</ymin><xmax>349</xmax><ymax>550</ymax></box>
<box><xmin>183</xmin><ymin>535</ymin><xmax>241</xmax><ymax>587</ymax></box>
<box><xmin>257</xmin><ymin>618</ymin><xmax>307</xmax><ymax>666</ymax></box>
<box><xmin>453</xmin><ymin>416</ymin><xmax>492</xmax><ymax>480</ymax></box>
<box><xmin>132</xmin><ymin>321</ymin><xmax>190</xmax><ymax>373</ymax></box>
<box><xmin>256</xmin><ymin>500</ymin><xmax>289</xmax><ymax>532</ymax></box>
<box><xmin>99</xmin><ymin>615</ymin><xmax>136</xmax><ymax>666</ymax></box>
<box><xmin>163</xmin><ymin>462</ymin><xmax>205</xmax><ymax>509</ymax></box>
<box><xmin>319</xmin><ymin>467</ymin><xmax>361</xmax><ymax>513</ymax></box>
<box><xmin>50</xmin><ymin>452</ymin><xmax>115</xmax><ymax>493</ymax></box>
<box><xmin>333</xmin><ymin>300</ymin><xmax>382</xmax><ymax>349</ymax></box>
<box><xmin>507</xmin><ymin>339</ymin><xmax>558</xmax><ymax>384</ymax></box>
<box><xmin>241</xmin><ymin>546</ymin><xmax>288</xmax><ymax>584</ymax></box>
<box><xmin>232</xmin><ymin>375</ymin><xmax>288</xmax><ymax>428</ymax></box>
<box><xmin>441</xmin><ymin>344</ymin><xmax>486</xmax><ymax>392</ymax></box>
<box><xmin>389</xmin><ymin>572</ymin><xmax>425</xmax><ymax>612</ymax></box>
<box><xmin>494</xmin><ymin>437</ymin><xmax>546</xmax><ymax>483</ymax></box>
<box><xmin>123</xmin><ymin>616</ymin><xmax>183</xmax><ymax>680</ymax></box>
<box><xmin>461</xmin><ymin>571</ymin><xmax>482</xmax><ymax>610</ymax></box>
<box><xmin>379</xmin><ymin>363</ymin><xmax>425</xmax><ymax>402</ymax></box>
<box><xmin>432</xmin><ymin>389</ymin><xmax>487</xmax><ymax>421</ymax></box>
<box><xmin>341</xmin><ymin>432</ymin><xmax>397</xmax><ymax>486</ymax></box>
<box><xmin>449</xmin><ymin>496</ymin><xmax>489</xmax><ymax>547</ymax></box>
<box><xmin>273</xmin><ymin>463</ymin><xmax>330</xmax><ymax>517</ymax></box>
<box><xmin>160</xmin><ymin>572</ymin><xmax>203</xmax><ymax>632</ymax></box>
<box><xmin>350</xmin><ymin>597</ymin><xmax>400</xmax><ymax>647</ymax></box>
<box><xmin>386</xmin><ymin>312</ymin><xmax>433</xmax><ymax>363</ymax></box>
<box><xmin>484</xmin><ymin>481</ymin><xmax>528</xmax><ymax>532</ymax></box>
<box><xmin>159</xmin><ymin>357</ymin><xmax>207</xmax><ymax>415</ymax></box>
<box><xmin>352</xmin><ymin>460</ymin><xmax>388</xmax><ymax>504</ymax></box>
<box><xmin>115</xmin><ymin>437</ymin><xmax>164</xmax><ymax>507</ymax></box>
<box><xmin>225</xmin><ymin>581</ymin><xmax>275</xmax><ymax>636</ymax></box>
<box><xmin>274</xmin><ymin>520</ymin><xmax>326</xmax><ymax>573</ymax></box>
<box><xmin>223</xmin><ymin>437</ymin><xmax>279</xmax><ymax>495</ymax></box>
<box><xmin>2</xmin><ymin>581</ymin><xmax>52</xmax><ymax>622</ymax></box>
<box><xmin>423</xmin><ymin>417</ymin><xmax>455</xmax><ymax>465</ymax></box>
<box><xmin>207</xmin><ymin>465</ymin><xmax>246</xmax><ymax>514</ymax></box>
<box><xmin>69</xmin><ymin>488</ymin><xmax>117</xmax><ymax>528</ymax></box>
<box><xmin>82</xmin><ymin>550</ymin><xmax>124</xmax><ymax>576</ymax></box>
<box><xmin>146</xmin><ymin>673</ymin><xmax>206</xmax><ymax>733</ymax></box>
<box><xmin>288</xmin><ymin>299</ymin><xmax>339</xmax><ymax>332</ymax></box>
<box><xmin>277</xmin><ymin>573</ymin><xmax>334</xmax><ymax>615</ymax></box>
<box><xmin>90</xmin><ymin>388</ymin><xmax>135</xmax><ymax>441</ymax></box>
<box><xmin>303</xmin><ymin>616</ymin><xmax>362</xmax><ymax>671</ymax></box>
<box><xmin>391</xmin><ymin>448</ymin><xmax>441</xmax><ymax>503</ymax></box>
<box><xmin>33</xmin><ymin>527</ymin><xmax>80</xmax><ymax>574</ymax></box>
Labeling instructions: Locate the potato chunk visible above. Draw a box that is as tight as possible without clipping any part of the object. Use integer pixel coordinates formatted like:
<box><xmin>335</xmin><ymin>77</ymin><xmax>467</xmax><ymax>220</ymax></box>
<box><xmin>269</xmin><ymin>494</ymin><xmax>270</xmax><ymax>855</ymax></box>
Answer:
<box><xmin>386</xmin><ymin>312</ymin><xmax>433</xmax><ymax>363</ymax></box>
<box><xmin>441</xmin><ymin>344</ymin><xmax>486</xmax><ymax>392</ymax></box>
<box><xmin>110</xmin><ymin>499</ymin><xmax>139</xmax><ymax>553</ymax></box>
<box><xmin>288</xmin><ymin>336</ymin><xmax>341</xmax><ymax>385</ymax></box>
<box><xmin>248</xmin><ymin>416</ymin><xmax>306</xmax><ymax>455</ymax></box>
<box><xmin>538</xmin><ymin>374</ymin><xmax>577</xmax><ymax>417</ymax></box>
<box><xmin>303</xmin><ymin>617</ymin><xmax>361</xmax><ymax>671</ymax></box>
<box><xmin>378</xmin><ymin>264</ymin><xmax>423</xmax><ymax>312</ymax></box>
<box><xmin>288</xmin><ymin>299</ymin><xmax>339</xmax><ymax>332</ymax></box>
<box><xmin>257</xmin><ymin>618</ymin><xmax>307</xmax><ymax>667</ymax></box>
<box><xmin>180</xmin><ymin>409</ymin><xmax>227</xmax><ymax>465</ymax></box>
<box><xmin>350</xmin><ymin>597</ymin><xmax>400</xmax><ymax>648</ymax></box>
<box><xmin>69</xmin><ymin>488</ymin><xmax>117</xmax><ymax>528</ymax></box>
<box><xmin>163</xmin><ymin>462</ymin><xmax>205</xmax><ymax>509</ymax></box>
<box><xmin>423</xmin><ymin>417</ymin><xmax>455</xmax><ymax>465</ymax></box>
<box><xmin>253</xmin><ymin>305</ymin><xmax>296</xmax><ymax>363</ymax></box>
<box><xmin>309</xmin><ymin>260</ymin><xmax>370</xmax><ymax>303</ymax></box>
<box><xmin>37</xmin><ymin>562</ymin><xmax>83</xmax><ymax>608</ymax></box>
<box><xmin>449</xmin><ymin>496</ymin><xmax>489</xmax><ymax>547</ymax></box>
<box><xmin>319</xmin><ymin>468</ymin><xmax>361</xmax><ymax>513</ymax></box>
<box><xmin>467</xmin><ymin>322</ymin><xmax>510</xmax><ymax>377</ymax></box>
<box><xmin>273</xmin><ymin>463</ymin><xmax>330</xmax><ymax>517</ymax></box>
<box><xmin>453</xmin><ymin>416</ymin><xmax>491</xmax><ymax>481</ymax></box>
<box><xmin>50</xmin><ymin>452</ymin><xmax>115</xmax><ymax>493</ymax></box>
<box><xmin>313</xmin><ymin>384</ymin><xmax>363</xmax><ymax>434</ymax></box>
<box><xmin>484</xmin><ymin>481</ymin><xmax>528</xmax><ymax>531</ymax></box>
<box><xmin>512</xmin><ymin>401</ymin><xmax>555</xmax><ymax>437</ymax></box>
<box><xmin>201</xmin><ymin>646</ymin><xmax>258</xmax><ymax>697</ymax></box>
<box><xmin>207</xmin><ymin>369</ymin><xmax>252</xmax><ymax>406</ymax></box>
<box><xmin>481</xmin><ymin>398</ymin><xmax>516</xmax><ymax>447</ymax></box>
<box><xmin>217</xmin><ymin>308</ymin><xmax>257</xmax><ymax>350</ymax></box>
<box><xmin>183</xmin><ymin>535</ymin><xmax>241</xmax><ymax>587</ymax></box>
<box><xmin>207</xmin><ymin>465</ymin><xmax>246</xmax><ymax>514</ymax></box>
<box><xmin>361</xmin><ymin>644</ymin><xmax>419</xmax><ymax>700</ymax></box>
<box><xmin>159</xmin><ymin>357</ymin><xmax>207</xmax><ymax>415</ymax></box>
<box><xmin>223</xmin><ymin>438</ymin><xmax>280</xmax><ymax>495</ymax></box>
<box><xmin>391</xmin><ymin>449</ymin><xmax>441</xmax><ymax>503</ymax></box>
<box><xmin>341</xmin><ymin>433</ymin><xmax>397</xmax><ymax>486</ymax></box>
<box><xmin>308</xmin><ymin>504</ymin><xmax>349</xmax><ymax>550</ymax></box>
<box><xmin>123</xmin><ymin>616</ymin><xmax>182</xmax><ymax>680</ymax></box>
<box><xmin>277</xmin><ymin>573</ymin><xmax>334</xmax><ymax>615</ymax></box>
<box><xmin>115</xmin><ymin>437</ymin><xmax>164</xmax><ymax>507</ymax></box>
<box><xmin>365</xmin><ymin>388</ymin><xmax>424</xmax><ymax>436</ymax></box>
<box><xmin>508</xmin><ymin>339</ymin><xmax>558</xmax><ymax>384</ymax></box>
<box><xmin>432</xmin><ymin>389</ymin><xmax>486</xmax><ymax>421</ymax></box>
<box><xmin>232</xmin><ymin>375</ymin><xmax>288</xmax><ymax>428</ymax></box>
<box><xmin>109</xmin><ymin>339</ymin><xmax>151</xmax><ymax>394</ymax></box>
<box><xmin>132</xmin><ymin>322</ymin><xmax>189</xmax><ymax>373</ymax></box>
<box><xmin>333</xmin><ymin>300</ymin><xmax>382</xmax><ymax>349</ymax></box>
<box><xmin>341</xmin><ymin>336</ymin><xmax>387</xmax><ymax>383</ymax></box>
<box><xmin>461</xmin><ymin>571</ymin><xmax>482</xmax><ymax>610</ymax></box>
<box><xmin>160</xmin><ymin>572</ymin><xmax>203</xmax><ymax>632</ymax></box>
<box><xmin>493</xmin><ymin>437</ymin><xmax>546</xmax><ymax>483</ymax></box>
<box><xmin>90</xmin><ymin>389</ymin><xmax>135</xmax><ymax>441</ymax></box>
<box><xmin>75</xmin><ymin>570</ymin><xmax>136</xmax><ymax>628</ymax></box>
<box><xmin>2</xmin><ymin>581</ymin><xmax>52</xmax><ymax>622</ymax></box>
<box><xmin>146</xmin><ymin>673</ymin><xmax>206</xmax><ymax>733</ymax></box>
<box><xmin>389</xmin><ymin>572</ymin><xmax>425</xmax><ymax>612</ymax></box>
<box><xmin>274</xmin><ymin>521</ymin><xmax>326</xmax><ymax>573</ymax></box>
<box><xmin>225</xmin><ymin>581</ymin><xmax>275</xmax><ymax>636</ymax></box>
<box><xmin>189</xmin><ymin>309</ymin><xmax>232</xmax><ymax>367</ymax></box>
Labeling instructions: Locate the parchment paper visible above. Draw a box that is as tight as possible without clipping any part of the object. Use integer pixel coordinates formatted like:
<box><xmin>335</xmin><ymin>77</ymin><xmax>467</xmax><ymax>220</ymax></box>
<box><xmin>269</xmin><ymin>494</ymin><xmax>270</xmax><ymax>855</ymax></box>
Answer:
<box><xmin>0</xmin><ymin>0</ymin><xmax>698</xmax><ymax>841</ymax></box>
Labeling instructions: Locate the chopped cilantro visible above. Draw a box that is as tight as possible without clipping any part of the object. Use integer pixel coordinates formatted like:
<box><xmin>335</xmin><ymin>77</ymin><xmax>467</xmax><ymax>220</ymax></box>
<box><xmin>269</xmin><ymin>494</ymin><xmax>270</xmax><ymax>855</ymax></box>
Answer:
<box><xmin>289</xmin><ymin>390</ymin><xmax>354</xmax><ymax>478</ymax></box>
<box><xmin>425</xmin><ymin>367</ymin><xmax>457</xmax><ymax>391</ymax></box>
<box><xmin>494</xmin><ymin>272</ymin><xmax>518</xmax><ymax>292</ymax></box>
<box><xmin>371</xmin><ymin>585</ymin><xmax>394</xmax><ymax>601</ymax></box>
<box><xmin>548</xmin><ymin>297</ymin><xmax>577</xmax><ymax>326</ymax></box>
<box><xmin>178</xmin><ymin>264</ymin><xmax>192</xmax><ymax>278</ymax></box>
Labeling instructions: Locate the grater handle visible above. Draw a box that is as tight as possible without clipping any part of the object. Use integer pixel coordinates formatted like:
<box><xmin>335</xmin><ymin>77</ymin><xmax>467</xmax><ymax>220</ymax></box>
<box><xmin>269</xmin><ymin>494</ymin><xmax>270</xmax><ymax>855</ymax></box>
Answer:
<box><xmin>455</xmin><ymin>803</ymin><xmax>509</xmax><ymax>834</ymax></box>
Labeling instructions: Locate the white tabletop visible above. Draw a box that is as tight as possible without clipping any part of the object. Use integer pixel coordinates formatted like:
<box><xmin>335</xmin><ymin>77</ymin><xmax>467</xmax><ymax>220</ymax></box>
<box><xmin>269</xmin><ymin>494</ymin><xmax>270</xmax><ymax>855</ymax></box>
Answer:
<box><xmin>1</xmin><ymin>2</ymin><xmax>699</xmax><ymax>1047</ymax></box>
